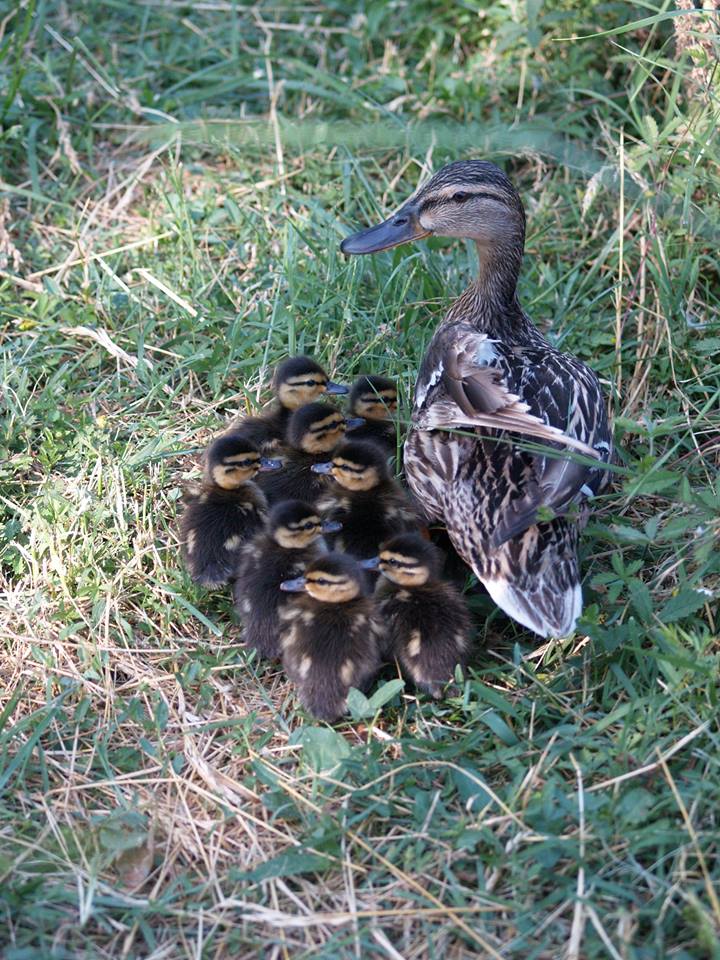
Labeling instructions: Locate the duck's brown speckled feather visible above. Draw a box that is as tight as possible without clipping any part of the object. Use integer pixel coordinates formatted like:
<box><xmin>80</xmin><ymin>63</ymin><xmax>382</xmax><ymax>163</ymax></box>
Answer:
<box><xmin>405</xmin><ymin>308</ymin><xmax>612</xmax><ymax>637</ymax></box>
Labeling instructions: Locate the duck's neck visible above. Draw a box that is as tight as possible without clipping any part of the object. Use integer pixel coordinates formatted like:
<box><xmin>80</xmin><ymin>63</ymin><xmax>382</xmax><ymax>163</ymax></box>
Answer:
<box><xmin>446</xmin><ymin>239</ymin><xmax>526</xmax><ymax>339</ymax></box>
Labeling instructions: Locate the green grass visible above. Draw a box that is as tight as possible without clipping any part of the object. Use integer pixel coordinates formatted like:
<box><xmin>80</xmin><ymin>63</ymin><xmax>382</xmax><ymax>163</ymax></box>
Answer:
<box><xmin>1</xmin><ymin>1</ymin><xmax>719</xmax><ymax>957</ymax></box>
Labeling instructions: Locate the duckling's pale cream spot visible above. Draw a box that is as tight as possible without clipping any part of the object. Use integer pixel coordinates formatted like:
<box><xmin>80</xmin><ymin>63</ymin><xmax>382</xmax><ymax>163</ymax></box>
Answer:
<box><xmin>407</xmin><ymin>630</ymin><xmax>422</xmax><ymax>658</ymax></box>
<box><xmin>281</xmin><ymin>626</ymin><xmax>298</xmax><ymax>649</ymax></box>
<box><xmin>186</xmin><ymin>529</ymin><xmax>196</xmax><ymax>555</ymax></box>
<box><xmin>340</xmin><ymin>659</ymin><xmax>355</xmax><ymax>685</ymax></box>
<box><xmin>299</xmin><ymin>655</ymin><xmax>313</xmax><ymax>678</ymax></box>
<box><xmin>223</xmin><ymin>535</ymin><xmax>242</xmax><ymax>552</ymax></box>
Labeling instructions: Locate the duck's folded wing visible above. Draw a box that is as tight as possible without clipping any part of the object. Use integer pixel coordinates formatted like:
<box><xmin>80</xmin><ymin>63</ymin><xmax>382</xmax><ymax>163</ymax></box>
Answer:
<box><xmin>419</xmin><ymin>330</ymin><xmax>609</xmax><ymax>544</ymax></box>
<box><xmin>417</xmin><ymin>334</ymin><xmax>599</xmax><ymax>458</ymax></box>
<box><xmin>489</xmin><ymin>456</ymin><xmax>596</xmax><ymax>547</ymax></box>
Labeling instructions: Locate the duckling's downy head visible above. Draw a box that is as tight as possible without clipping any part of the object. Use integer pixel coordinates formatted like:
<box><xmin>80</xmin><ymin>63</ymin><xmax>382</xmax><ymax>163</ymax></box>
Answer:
<box><xmin>311</xmin><ymin>439</ymin><xmax>389</xmax><ymax>492</ymax></box>
<box><xmin>287</xmin><ymin>402</ymin><xmax>362</xmax><ymax>454</ymax></box>
<box><xmin>206</xmin><ymin>433</ymin><xmax>282</xmax><ymax>489</ymax></box>
<box><xmin>269</xmin><ymin>499</ymin><xmax>342</xmax><ymax>549</ymax></box>
<box><xmin>349</xmin><ymin>375</ymin><xmax>398</xmax><ymax>421</ymax></box>
<box><xmin>273</xmin><ymin>356</ymin><xmax>347</xmax><ymax>410</ymax></box>
<box><xmin>281</xmin><ymin>553</ymin><xmax>367</xmax><ymax>603</ymax></box>
<box><xmin>340</xmin><ymin>160</ymin><xmax>525</xmax><ymax>257</ymax></box>
<box><xmin>368</xmin><ymin>532</ymin><xmax>442</xmax><ymax>587</ymax></box>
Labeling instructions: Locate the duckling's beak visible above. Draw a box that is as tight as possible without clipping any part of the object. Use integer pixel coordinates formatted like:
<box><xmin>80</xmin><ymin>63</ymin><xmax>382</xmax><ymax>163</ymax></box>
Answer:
<box><xmin>321</xmin><ymin>519</ymin><xmax>343</xmax><ymax>533</ymax></box>
<box><xmin>325</xmin><ymin>381</ymin><xmax>349</xmax><ymax>395</ymax></box>
<box><xmin>340</xmin><ymin>205</ymin><xmax>431</xmax><ymax>255</ymax></box>
<box><xmin>360</xmin><ymin>556</ymin><xmax>380</xmax><ymax>570</ymax></box>
<box><xmin>310</xmin><ymin>461</ymin><xmax>334</xmax><ymax>474</ymax></box>
<box><xmin>280</xmin><ymin>576</ymin><xmax>307</xmax><ymax>592</ymax></box>
<box><xmin>345</xmin><ymin>417</ymin><xmax>366</xmax><ymax>430</ymax></box>
<box><xmin>259</xmin><ymin>457</ymin><xmax>283</xmax><ymax>471</ymax></box>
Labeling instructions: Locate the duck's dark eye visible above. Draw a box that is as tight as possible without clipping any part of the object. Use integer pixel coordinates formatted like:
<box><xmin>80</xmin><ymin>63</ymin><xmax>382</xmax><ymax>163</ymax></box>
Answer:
<box><xmin>451</xmin><ymin>191</ymin><xmax>472</xmax><ymax>202</ymax></box>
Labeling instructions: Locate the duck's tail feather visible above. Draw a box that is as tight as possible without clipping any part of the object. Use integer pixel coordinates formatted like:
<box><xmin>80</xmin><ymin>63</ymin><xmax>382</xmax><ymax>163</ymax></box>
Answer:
<box><xmin>483</xmin><ymin>576</ymin><xmax>582</xmax><ymax>638</ymax></box>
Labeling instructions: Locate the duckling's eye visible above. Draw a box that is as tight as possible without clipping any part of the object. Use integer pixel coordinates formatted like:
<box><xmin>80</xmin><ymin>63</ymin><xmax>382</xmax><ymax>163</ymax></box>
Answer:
<box><xmin>303</xmin><ymin>521</ymin><xmax>315</xmax><ymax>530</ymax></box>
<box><xmin>305</xmin><ymin>380</ymin><xmax>320</xmax><ymax>387</ymax></box>
<box><xmin>451</xmin><ymin>191</ymin><xmax>473</xmax><ymax>202</ymax></box>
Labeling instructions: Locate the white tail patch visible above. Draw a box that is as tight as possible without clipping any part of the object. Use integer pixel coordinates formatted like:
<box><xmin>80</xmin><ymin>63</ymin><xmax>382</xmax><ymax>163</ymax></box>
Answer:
<box><xmin>484</xmin><ymin>578</ymin><xmax>582</xmax><ymax>639</ymax></box>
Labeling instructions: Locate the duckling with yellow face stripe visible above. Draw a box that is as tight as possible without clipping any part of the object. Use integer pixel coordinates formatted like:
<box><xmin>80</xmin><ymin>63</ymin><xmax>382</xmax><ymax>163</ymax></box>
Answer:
<box><xmin>364</xmin><ymin>533</ymin><xmax>471</xmax><ymax>698</ymax></box>
<box><xmin>256</xmin><ymin>402</ymin><xmax>364</xmax><ymax>506</ymax></box>
<box><xmin>346</xmin><ymin>375</ymin><xmax>399</xmax><ymax>459</ymax></box>
<box><xmin>236</xmin><ymin>355</ymin><xmax>348</xmax><ymax>449</ymax></box>
<box><xmin>180</xmin><ymin>433</ymin><xmax>282</xmax><ymax>588</ymax></box>
<box><xmin>279</xmin><ymin>553</ymin><xmax>382</xmax><ymax>721</ymax></box>
<box><xmin>311</xmin><ymin>440</ymin><xmax>418</xmax><ymax>560</ymax></box>
<box><xmin>234</xmin><ymin>500</ymin><xmax>342</xmax><ymax>660</ymax></box>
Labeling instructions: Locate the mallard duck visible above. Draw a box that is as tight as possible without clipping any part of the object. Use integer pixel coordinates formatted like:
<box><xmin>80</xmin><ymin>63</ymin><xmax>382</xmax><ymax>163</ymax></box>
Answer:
<box><xmin>233</xmin><ymin>500</ymin><xmax>342</xmax><ymax>660</ymax></box>
<box><xmin>311</xmin><ymin>439</ymin><xmax>418</xmax><ymax>560</ymax></box>
<box><xmin>341</xmin><ymin>159</ymin><xmax>612</xmax><ymax>637</ymax></box>
<box><xmin>180</xmin><ymin>432</ymin><xmax>281</xmax><ymax>588</ymax></box>
<box><xmin>236</xmin><ymin>355</ymin><xmax>348</xmax><ymax>448</ymax></box>
<box><xmin>279</xmin><ymin>553</ymin><xmax>382</xmax><ymax>721</ymax></box>
<box><xmin>363</xmin><ymin>532</ymin><xmax>471</xmax><ymax>698</ymax></box>
<box><xmin>346</xmin><ymin>374</ymin><xmax>398</xmax><ymax>458</ymax></box>
<box><xmin>257</xmin><ymin>401</ymin><xmax>364</xmax><ymax>506</ymax></box>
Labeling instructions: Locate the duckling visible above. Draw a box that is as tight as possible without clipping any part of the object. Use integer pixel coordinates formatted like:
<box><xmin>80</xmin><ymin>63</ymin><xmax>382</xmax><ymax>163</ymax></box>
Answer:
<box><xmin>237</xmin><ymin>355</ymin><xmax>348</xmax><ymax>448</ymax></box>
<box><xmin>311</xmin><ymin>439</ymin><xmax>418</xmax><ymax>560</ymax></box>
<box><xmin>279</xmin><ymin>553</ymin><xmax>382</xmax><ymax>722</ymax></box>
<box><xmin>346</xmin><ymin>375</ymin><xmax>398</xmax><ymax>458</ymax></box>
<box><xmin>364</xmin><ymin>533</ymin><xmax>471</xmax><ymax>698</ymax></box>
<box><xmin>256</xmin><ymin>402</ymin><xmax>364</xmax><ymax>506</ymax></box>
<box><xmin>233</xmin><ymin>500</ymin><xmax>342</xmax><ymax>660</ymax></box>
<box><xmin>180</xmin><ymin>433</ymin><xmax>281</xmax><ymax>588</ymax></box>
<box><xmin>341</xmin><ymin>159</ymin><xmax>612</xmax><ymax>637</ymax></box>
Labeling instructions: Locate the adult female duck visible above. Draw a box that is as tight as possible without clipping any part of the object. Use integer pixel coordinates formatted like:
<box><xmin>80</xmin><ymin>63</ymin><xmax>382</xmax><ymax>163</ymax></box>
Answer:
<box><xmin>341</xmin><ymin>160</ymin><xmax>612</xmax><ymax>637</ymax></box>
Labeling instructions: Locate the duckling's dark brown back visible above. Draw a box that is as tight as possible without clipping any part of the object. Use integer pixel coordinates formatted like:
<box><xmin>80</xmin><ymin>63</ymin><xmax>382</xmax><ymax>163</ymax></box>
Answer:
<box><xmin>279</xmin><ymin>553</ymin><xmax>382</xmax><ymax>720</ymax></box>
<box><xmin>281</xmin><ymin>594</ymin><xmax>381</xmax><ymax>721</ymax></box>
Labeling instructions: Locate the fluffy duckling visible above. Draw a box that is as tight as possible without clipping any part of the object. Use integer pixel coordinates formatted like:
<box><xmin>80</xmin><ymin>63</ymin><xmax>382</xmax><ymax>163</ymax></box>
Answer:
<box><xmin>311</xmin><ymin>440</ymin><xmax>418</xmax><ymax>560</ymax></box>
<box><xmin>256</xmin><ymin>402</ymin><xmax>364</xmax><ymax>506</ymax></box>
<box><xmin>346</xmin><ymin>375</ymin><xmax>398</xmax><ymax>458</ymax></box>
<box><xmin>365</xmin><ymin>533</ymin><xmax>471</xmax><ymax>698</ymax></box>
<box><xmin>234</xmin><ymin>500</ymin><xmax>342</xmax><ymax>660</ymax></box>
<box><xmin>180</xmin><ymin>433</ymin><xmax>281</xmax><ymax>588</ymax></box>
<box><xmin>279</xmin><ymin>553</ymin><xmax>382</xmax><ymax>721</ymax></box>
<box><xmin>237</xmin><ymin>355</ymin><xmax>348</xmax><ymax>448</ymax></box>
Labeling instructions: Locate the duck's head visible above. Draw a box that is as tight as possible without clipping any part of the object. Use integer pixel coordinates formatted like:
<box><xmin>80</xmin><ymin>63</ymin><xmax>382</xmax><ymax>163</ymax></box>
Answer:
<box><xmin>206</xmin><ymin>433</ymin><xmax>282</xmax><ymax>489</ymax></box>
<box><xmin>287</xmin><ymin>402</ymin><xmax>364</xmax><ymax>455</ymax></box>
<box><xmin>280</xmin><ymin>553</ymin><xmax>366</xmax><ymax>603</ymax></box>
<box><xmin>340</xmin><ymin>160</ymin><xmax>525</xmax><ymax>258</ymax></box>
<box><xmin>363</xmin><ymin>533</ymin><xmax>441</xmax><ymax>587</ymax></box>
<box><xmin>273</xmin><ymin>355</ymin><xmax>348</xmax><ymax>410</ymax></box>
<box><xmin>268</xmin><ymin>499</ymin><xmax>342</xmax><ymax>549</ymax></box>
<box><xmin>349</xmin><ymin>375</ymin><xmax>398</xmax><ymax>422</ymax></box>
<box><xmin>310</xmin><ymin>439</ymin><xmax>389</xmax><ymax>492</ymax></box>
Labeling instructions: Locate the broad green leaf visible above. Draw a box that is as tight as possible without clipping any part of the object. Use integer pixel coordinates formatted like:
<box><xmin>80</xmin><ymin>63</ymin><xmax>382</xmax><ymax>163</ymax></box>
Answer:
<box><xmin>367</xmin><ymin>679</ymin><xmax>405</xmax><ymax>710</ymax></box>
<box><xmin>659</xmin><ymin>589</ymin><xmax>710</xmax><ymax>623</ymax></box>
<box><xmin>291</xmin><ymin>727</ymin><xmax>350</xmax><ymax>772</ymax></box>
<box><xmin>235</xmin><ymin>850</ymin><xmax>333</xmax><ymax>883</ymax></box>
<box><xmin>346</xmin><ymin>687</ymin><xmax>373</xmax><ymax>719</ymax></box>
